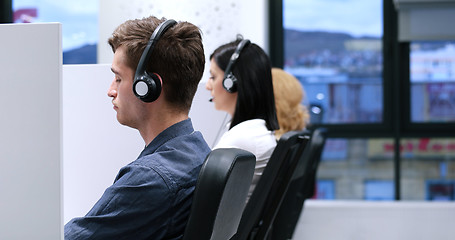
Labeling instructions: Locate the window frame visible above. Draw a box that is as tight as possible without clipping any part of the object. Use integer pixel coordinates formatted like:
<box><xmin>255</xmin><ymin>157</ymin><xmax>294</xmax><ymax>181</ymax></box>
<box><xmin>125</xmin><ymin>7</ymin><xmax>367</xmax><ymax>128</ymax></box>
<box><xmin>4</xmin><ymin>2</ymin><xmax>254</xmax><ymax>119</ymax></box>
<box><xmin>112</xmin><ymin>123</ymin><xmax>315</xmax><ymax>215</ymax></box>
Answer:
<box><xmin>269</xmin><ymin>0</ymin><xmax>398</xmax><ymax>139</ymax></box>
<box><xmin>269</xmin><ymin>0</ymin><xmax>455</xmax><ymax>200</ymax></box>
<box><xmin>0</xmin><ymin>0</ymin><xmax>12</xmax><ymax>23</ymax></box>
<box><xmin>400</xmin><ymin>41</ymin><xmax>455</xmax><ymax>137</ymax></box>
<box><xmin>269</xmin><ymin>0</ymin><xmax>455</xmax><ymax>138</ymax></box>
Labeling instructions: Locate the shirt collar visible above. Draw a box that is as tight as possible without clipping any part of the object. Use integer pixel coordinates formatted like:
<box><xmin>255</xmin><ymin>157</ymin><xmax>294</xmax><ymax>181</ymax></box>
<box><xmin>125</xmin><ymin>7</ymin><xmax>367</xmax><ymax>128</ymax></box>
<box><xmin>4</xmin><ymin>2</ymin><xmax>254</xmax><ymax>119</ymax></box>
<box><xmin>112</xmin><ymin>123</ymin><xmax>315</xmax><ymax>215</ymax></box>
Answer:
<box><xmin>138</xmin><ymin>118</ymin><xmax>194</xmax><ymax>158</ymax></box>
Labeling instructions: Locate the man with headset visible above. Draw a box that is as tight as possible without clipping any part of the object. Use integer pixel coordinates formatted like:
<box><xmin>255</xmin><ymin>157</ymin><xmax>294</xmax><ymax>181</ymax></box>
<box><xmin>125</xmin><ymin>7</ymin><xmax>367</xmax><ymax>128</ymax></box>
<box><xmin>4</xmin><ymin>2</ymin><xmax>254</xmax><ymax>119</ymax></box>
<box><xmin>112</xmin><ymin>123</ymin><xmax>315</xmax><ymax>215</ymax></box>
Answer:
<box><xmin>64</xmin><ymin>16</ymin><xmax>210</xmax><ymax>239</ymax></box>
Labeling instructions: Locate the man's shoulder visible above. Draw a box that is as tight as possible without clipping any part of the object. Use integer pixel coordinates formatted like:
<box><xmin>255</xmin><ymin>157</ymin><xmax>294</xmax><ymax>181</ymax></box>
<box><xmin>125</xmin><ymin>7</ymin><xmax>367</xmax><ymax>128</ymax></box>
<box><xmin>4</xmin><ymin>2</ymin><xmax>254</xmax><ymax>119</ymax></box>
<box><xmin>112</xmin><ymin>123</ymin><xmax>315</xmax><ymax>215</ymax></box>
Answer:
<box><xmin>133</xmin><ymin>131</ymin><xmax>210</xmax><ymax>188</ymax></box>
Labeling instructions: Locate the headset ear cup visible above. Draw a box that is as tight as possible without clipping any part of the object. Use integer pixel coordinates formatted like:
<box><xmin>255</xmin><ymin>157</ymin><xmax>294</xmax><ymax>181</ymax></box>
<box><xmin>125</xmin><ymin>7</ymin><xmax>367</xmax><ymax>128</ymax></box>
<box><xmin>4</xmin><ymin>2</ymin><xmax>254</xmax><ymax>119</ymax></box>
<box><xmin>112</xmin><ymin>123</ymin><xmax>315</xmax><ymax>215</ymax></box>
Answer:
<box><xmin>133</xmin><ymin>73</ymin><xmax>162</xmax><ymax>102</ymax></box>
<box><xmin>149</xmin><ymin>73</ymin><xmax>162</xmax><ymax>99</ymax></box>
<box><xmin>143</xmin><ymin>73</ymin><xmax>162</xmax><ymax>102</ymax></box>
<box><xmin>223</xmin><ymin>73</ymin><xmax>237</xmax><ymax>93</ymax></box>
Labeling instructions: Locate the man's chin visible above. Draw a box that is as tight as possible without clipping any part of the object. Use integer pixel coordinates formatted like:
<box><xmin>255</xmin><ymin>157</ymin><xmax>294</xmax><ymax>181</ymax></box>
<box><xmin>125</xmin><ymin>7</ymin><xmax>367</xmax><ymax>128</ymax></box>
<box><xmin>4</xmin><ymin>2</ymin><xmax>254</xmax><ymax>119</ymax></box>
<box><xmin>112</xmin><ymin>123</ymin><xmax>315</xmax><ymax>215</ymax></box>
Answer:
<box><xmin>116</xmin><ymin>116</ymin><xmax>127</xmax><ymax>126</ymax></box>
<box><xmin>116</xmin><ymin>116</ymin><xmax>136</xmax><ymax>129</ymax></box>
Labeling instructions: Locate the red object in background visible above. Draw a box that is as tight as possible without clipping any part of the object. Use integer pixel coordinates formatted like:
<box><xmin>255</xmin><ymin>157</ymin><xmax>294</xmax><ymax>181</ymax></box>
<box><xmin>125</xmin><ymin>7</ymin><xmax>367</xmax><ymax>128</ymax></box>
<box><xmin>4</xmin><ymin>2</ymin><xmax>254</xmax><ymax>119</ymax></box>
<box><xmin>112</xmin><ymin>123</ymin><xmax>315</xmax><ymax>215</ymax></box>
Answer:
<box><xmin>14</xmin><ymin>8</ymin><xmax>37</xmax><ymax>23</ymax></box>
<box><xmin>383</xmin><ymin>138</ymin><xmax>455</xmax><ymax>154</ymax></box>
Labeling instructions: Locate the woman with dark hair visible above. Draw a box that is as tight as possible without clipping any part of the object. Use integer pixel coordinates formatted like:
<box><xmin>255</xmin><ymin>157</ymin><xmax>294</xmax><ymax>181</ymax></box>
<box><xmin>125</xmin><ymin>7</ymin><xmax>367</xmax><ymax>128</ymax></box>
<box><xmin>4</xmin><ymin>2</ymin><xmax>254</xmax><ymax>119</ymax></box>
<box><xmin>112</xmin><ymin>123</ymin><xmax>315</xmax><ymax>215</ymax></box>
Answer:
<box><xmin>206</xmin><ymin>37</ymin><xmax>279</xmax><ymax>196</ymax></box>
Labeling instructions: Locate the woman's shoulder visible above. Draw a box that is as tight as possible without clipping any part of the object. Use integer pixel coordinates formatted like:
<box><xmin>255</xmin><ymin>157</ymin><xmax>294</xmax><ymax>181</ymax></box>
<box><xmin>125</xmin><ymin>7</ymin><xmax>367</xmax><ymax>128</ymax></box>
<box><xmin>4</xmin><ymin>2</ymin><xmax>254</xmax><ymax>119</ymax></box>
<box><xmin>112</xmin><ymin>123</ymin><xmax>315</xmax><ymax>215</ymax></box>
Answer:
<box><xmin>230</xmin><ymin>119</ymin><xmax>267</xmax><ymax>132</ymax></box>
<box><xmin>215</xmin><ymin>119</ymin><xmax>276</xmax><ymax>150</ymax></box>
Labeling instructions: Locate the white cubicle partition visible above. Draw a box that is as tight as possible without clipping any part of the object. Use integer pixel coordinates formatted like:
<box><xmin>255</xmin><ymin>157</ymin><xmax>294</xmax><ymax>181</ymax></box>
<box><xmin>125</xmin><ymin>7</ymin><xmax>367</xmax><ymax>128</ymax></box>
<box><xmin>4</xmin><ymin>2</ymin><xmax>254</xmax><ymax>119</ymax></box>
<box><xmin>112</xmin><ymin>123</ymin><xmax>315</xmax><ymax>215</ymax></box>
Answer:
<box><xmin>62</xmin><ymin>64</ymin><xmax>143</xmax><ymax>223</ymax></box>
<box><xmin>62</xmin><ymin>64</ymin><xmax>227</xmax><ymax>223</ymax></box>
<box><xmin>294</xmin><ymin>200</ymin><xmax>455</xmax><ymax>240</ymax></box>
<box><xmin>0</xmin><ymin>23</ymin><xmax>62</xmax><ymax>240</ymax></box>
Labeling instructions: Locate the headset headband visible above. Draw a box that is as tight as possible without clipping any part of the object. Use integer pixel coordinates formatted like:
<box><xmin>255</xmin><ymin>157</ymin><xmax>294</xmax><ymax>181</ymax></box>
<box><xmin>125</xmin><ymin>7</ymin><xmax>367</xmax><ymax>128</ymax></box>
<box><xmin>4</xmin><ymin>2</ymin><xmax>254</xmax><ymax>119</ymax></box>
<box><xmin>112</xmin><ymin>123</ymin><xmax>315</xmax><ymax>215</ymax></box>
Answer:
<box><xmin>224</xmin><ymin>39</ymin><xmax>251</xmax><ymax>80</ymax></box>
<box><xmin>222</xmin><ymin>39</ymin><xmax>251</xmax><ymax>93</ymax></box>
<box><xmin>135</xmin><ymin>19</ymin><xmax>177</xmax><ymax>80</ymax></box>
<box><xmin>133</xmin><ymin>19</ymin><xmax>177</xmax><ymax>102</ymax></box>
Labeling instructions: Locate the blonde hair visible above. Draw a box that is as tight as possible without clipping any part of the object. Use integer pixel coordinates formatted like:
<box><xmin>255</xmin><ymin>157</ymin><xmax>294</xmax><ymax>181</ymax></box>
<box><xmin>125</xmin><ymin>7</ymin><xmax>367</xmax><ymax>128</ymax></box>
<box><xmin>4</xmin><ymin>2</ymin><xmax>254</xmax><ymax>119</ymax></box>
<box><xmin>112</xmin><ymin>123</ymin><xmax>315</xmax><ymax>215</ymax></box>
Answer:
<box><xmin>272</xmin><ymin>68</ymin><xmax>310</xmax><ymax>139</ymax></box>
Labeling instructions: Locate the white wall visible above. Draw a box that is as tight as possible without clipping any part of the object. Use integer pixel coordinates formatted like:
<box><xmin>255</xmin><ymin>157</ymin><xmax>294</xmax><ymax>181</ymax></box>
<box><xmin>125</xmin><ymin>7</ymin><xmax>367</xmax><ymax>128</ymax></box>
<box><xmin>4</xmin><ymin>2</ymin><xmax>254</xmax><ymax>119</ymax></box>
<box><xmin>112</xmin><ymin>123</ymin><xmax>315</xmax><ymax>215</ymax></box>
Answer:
<box><xmin>62</xmin><ymin>64</ymin><xmax>143</xmax><ymax>223</ymax></box>
<box><xmin>97</xmin><ymin>0</ymin><xmax>269</xmax><ymax>83</ymax></box>
<box><xmin>0</xmin><ymin>23</ymin><xmax>62</xmax><ymax>240</ymax></box>
<box><xmin>294</xmin><ymin>200</ymin><xmax>455</xmax><ymax>240</ymax></box>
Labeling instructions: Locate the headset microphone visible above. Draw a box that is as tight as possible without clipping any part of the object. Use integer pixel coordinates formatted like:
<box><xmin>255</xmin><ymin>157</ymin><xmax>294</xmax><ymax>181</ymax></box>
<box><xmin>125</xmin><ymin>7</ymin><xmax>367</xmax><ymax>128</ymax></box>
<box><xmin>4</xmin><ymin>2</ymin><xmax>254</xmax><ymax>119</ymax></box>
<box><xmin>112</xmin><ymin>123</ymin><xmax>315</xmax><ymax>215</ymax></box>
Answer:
<box><xmin>222</xmin><ymin>39</ymin><xmax>250</xmax><ymax>93</ymax></box>
<box><xmin>133</xmin><ymin>19</ymin><xmax>177</xmax><ymax>102</ymax></box>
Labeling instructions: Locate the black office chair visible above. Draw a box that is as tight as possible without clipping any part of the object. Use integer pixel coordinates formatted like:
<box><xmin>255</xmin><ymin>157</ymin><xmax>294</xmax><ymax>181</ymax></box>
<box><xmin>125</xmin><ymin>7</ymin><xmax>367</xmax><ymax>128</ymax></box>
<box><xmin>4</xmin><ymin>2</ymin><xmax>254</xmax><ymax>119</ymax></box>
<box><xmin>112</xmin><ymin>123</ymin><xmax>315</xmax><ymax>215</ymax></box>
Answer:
<box><xmin>183</xmin><ymin>148</ymin><xmax>256</xmax><ymax>240</ymax></box>
<box><xmin>232</xmin><ymin>130</ymin><xmax>311</xmax><ymax>240</ymax></box>
<box><xmin>271</xmin><ymin>127</ymin><xmax>328</xmax><ymax>240</ymax></box>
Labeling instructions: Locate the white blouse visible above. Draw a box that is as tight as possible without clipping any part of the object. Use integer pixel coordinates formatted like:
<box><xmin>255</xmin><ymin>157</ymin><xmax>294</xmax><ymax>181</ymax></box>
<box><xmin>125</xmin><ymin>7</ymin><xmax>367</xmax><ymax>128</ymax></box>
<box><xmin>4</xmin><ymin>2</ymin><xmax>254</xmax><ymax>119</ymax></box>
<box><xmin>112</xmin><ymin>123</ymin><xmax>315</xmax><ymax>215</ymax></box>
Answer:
<box><xmin>214</xmin><ymin>119</ymin><xmax>277</xmax><ymax>196</ymax></box>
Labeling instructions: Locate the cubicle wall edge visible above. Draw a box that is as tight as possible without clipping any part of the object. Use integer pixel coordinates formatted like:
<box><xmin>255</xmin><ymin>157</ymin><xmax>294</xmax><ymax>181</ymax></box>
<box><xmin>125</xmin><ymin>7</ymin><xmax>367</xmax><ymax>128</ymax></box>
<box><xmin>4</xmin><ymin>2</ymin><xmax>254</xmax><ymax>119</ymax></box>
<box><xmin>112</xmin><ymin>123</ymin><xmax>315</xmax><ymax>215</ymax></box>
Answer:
<box><xmin>0</xmin><ymin>22</ymin><xmax>63</xmax><ymax>240</ymax></box>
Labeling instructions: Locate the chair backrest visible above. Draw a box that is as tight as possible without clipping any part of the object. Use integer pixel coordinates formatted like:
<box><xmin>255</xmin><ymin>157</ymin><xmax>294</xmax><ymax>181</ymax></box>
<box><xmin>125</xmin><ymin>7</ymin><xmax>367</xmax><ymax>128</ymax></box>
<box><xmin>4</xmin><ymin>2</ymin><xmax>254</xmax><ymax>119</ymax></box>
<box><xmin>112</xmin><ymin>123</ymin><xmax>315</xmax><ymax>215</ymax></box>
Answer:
<box><xmin>233</xmin><ymin>130</ymin><xmax>311</xmax><ymax>240</ymax></box>
<box><xmin>183</xmin><ymin>148</ymin><xmax>256</xmax><ymax>240</ymax></box>
<box><xmin>270</xmin><ymin>127</ymin><xmax>328</xmax><ymax>240</ymax></box>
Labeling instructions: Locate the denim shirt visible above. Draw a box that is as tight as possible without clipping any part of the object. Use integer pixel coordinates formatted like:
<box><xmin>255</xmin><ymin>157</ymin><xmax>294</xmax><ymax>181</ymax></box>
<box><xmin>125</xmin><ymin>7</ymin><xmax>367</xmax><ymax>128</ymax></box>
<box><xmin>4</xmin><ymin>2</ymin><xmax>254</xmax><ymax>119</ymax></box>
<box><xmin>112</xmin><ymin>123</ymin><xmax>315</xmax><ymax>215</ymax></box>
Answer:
<box><xmin>64</xmin><ymin>118</ymin><xmax>211</xmax><ymax>240</ymax></box>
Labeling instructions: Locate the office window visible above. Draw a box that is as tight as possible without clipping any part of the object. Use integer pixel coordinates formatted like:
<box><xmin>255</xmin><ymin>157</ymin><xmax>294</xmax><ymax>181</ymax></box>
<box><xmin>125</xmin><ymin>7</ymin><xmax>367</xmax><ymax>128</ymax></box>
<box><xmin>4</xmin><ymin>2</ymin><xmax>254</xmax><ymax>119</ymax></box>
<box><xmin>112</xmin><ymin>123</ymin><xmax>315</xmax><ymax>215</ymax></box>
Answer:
<box><xmin>365</xmin><ymin>180</ymin><xmax>394</xmax><ymax>200</ymax></box>
<box><xmin>12</xmin><ymin>0</ymin><xmax>98</xmax><ymax>64</ymax></box>
<box><xmin>426</xmin><ymin>180</ymin><xmax>455</xmax><ymax>201</ymax></box>
<box><xmin>315</xmin><ymin>180</ymin><xmax>335</xmax><ymax>200</ymax></box>
<box><xmin>401</xmin><ymin>138</ymin><xmax>455</xmax><ymax>200</ymax></box>
<box><xmin>317</xmin><ymin>138</ymin><xmax>394</xmax><ymax>200</ymax></box>
<box><xmin>410</xmin><ymin>41</ymin><xmax>455</xmax><ymax>123</ymax></box>
<box><xmin>275</xmin><ymin>0</ymin><xmax>455</xmax><ymax>201</ymax></box>
<box><xmin>283</xmin><ymin>0</ymin><xmax>383</xmax><ymax>124</ymax></box>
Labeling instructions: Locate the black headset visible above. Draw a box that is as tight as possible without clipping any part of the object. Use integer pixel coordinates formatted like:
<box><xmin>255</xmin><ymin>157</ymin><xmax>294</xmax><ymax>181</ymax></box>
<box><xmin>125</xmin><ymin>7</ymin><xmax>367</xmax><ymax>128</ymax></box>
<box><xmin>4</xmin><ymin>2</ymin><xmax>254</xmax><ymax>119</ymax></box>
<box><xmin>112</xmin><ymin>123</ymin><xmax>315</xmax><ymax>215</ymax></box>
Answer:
<box><xmin>222</xmin><ymin>39</ymin><xmax>251</xmax><ymax>93</ymax></box>
<box><xmin>133</xmin><ymin>19</ymin><xmax>177</xmax><ymax>102</ymax></box>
